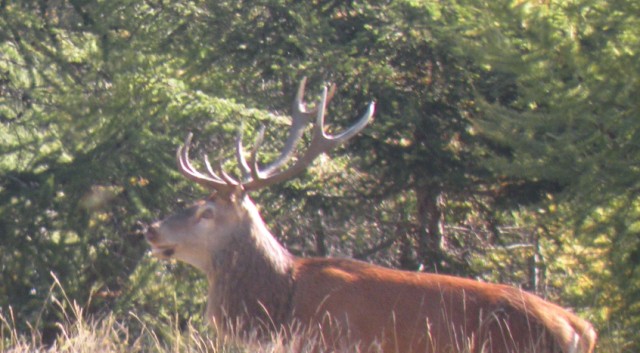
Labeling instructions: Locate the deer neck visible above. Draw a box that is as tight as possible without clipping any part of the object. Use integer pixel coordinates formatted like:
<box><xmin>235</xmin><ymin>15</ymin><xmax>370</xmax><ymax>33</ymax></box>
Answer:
<box><xmin>205</xmin><ymin>196</ymin><xmax>295</xmax><ymax>337</ymax></box>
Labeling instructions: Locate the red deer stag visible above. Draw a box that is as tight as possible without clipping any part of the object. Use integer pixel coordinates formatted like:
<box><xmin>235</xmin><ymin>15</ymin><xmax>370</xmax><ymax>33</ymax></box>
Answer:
<box><xmin>145</xmin><ymin>78</ymin><xmax>596</xmax><ymax>353</ymax></box>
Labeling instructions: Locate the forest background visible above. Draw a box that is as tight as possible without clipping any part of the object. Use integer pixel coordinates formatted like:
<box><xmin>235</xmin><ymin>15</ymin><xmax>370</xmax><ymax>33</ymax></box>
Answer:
<box><xmin>1</xmin><ymin>0</ymin><xmax>638</xmax><ymax>352</ymax></box>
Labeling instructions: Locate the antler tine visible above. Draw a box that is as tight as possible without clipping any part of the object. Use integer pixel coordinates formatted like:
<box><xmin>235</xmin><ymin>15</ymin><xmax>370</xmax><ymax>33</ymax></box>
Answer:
<box><xmin>258</xmin><ymin>77</ymin><xmax>336</xmax><ymax>177</ymax></box>
<box><xmin>176</xmin><ymin>132</ymin><xmax>238</xmax><ymax>194</ymax></box>
<box><xmin>242</xmin><ymin>84</ymin><xmax>375</xmax><ymax>192</ymax></box>
<box><xmin>248</xmin><ymin>125</ymin><xmax>267</xmax><ymax>182</ymax></box>
<box><xmin>204</xmin><ymin>155</ymin><xmax>240</xmax><ymax>186</ymax></box>
<box><xmin>235</xmin><ymin>130</ymin><xmax>252</xmax><ymax>180</ymax></box>
<box><xmin>298</xmin><ymin>86</ymin><xmax>374</xmax><ymax>170</ymax></box>
<box><xmin>294</xmin><ymin>77</ymin><xmax>337</xmax><ymax>117</ymax></box>
<box><xmin>316</xmin><ymin>97</ymin><xmax>375</xmax><ymax>145</ymax></box>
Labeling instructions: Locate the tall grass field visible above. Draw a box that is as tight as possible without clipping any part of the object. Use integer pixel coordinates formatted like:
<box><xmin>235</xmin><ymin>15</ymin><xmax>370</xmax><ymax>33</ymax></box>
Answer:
<box><xmin>1</xmin><ymin>276</ymin><xmax>620</xmax><ymax>352</ymax></box>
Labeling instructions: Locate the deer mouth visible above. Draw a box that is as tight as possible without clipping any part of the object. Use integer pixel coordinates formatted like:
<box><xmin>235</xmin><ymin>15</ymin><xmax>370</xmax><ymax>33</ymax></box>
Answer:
<box><xmin>150</xmin><ymin>245</ymin><xmax>176</xmax><ymax>259</ymax></box>
<box><xmin>145</xmin><ymin>227</ymin><xmax>177</xmax><ymax>259</ymax></box>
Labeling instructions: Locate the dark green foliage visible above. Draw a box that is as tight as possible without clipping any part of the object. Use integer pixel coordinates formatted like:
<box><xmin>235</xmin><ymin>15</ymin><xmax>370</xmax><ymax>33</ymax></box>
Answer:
<box><xmin>464</xmin><ymin>2</ymin><xmax>640</xmax><ymax>349</ymax></box>
<box><xmin>0</xmin><ymin>0</ymin><xmax>634</xmax><ymax>351</ymax></box>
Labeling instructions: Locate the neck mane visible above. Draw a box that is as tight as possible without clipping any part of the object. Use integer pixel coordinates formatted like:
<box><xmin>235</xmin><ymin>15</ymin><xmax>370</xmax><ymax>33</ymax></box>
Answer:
<box><xmin>206</xmin><ymin>197</ymin><xmax>295</xmax><ymax>339</ymax></box>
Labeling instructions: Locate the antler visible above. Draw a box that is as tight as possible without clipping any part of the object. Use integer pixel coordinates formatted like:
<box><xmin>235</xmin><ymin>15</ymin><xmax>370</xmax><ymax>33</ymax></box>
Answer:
<box><xmin>177</xmin><ymin>77</ymin><xmax>375</xmax><ymax>196</ymax></box>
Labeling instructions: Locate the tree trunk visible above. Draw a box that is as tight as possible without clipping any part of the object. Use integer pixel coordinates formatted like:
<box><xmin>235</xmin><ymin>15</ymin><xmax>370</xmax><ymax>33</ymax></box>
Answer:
<box><xmin>527</xmin><ymin>231</ymin><xmax>546</xmax><ymax>295</ymax></box>
<box><xmin>415</xmin><ymin>184</ymin><xmax>446</xmax><ymax>272</ymax></box>
<box><xmin>313</xmin><ymin>210</ymin><xmax>328</xmax><ymax>257</ymax></box>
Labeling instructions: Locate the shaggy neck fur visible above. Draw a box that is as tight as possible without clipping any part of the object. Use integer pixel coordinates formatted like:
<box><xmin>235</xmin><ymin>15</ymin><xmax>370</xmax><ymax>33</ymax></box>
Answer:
<box><xmin>205</xmin><ymin>197</ymin><xmax>295</xmax><ymax>339</ymax></box>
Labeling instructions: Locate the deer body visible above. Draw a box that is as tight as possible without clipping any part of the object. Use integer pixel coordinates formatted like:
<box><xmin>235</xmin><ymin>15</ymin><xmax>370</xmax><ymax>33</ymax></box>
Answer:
<box><xmin>145</xmin><ymin>79</ymin><xmax>596</xmax><ymax>353</ymax></box>
<box><xmin>292</xmin><ymin>257</ymin><xmax>595</xmax><ymax>353</ymax></box>
<box><xmin>148</xmin><ymin>195</ymin><xmax>596</xmax><ymax>353</ymax></box>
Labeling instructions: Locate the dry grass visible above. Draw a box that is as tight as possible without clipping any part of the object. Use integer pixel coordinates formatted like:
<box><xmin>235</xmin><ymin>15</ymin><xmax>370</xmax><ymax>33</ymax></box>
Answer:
<box><xmin>0</xmin><ymin>273</ymin><xmax>236</xmax><ymax>353</ymax></box>
<box><xmin>0</xmin><ymin>305</ymin><xmax>367</xmax><ymax>353</ymax></box>
<box><xmin>1</xmin><ymin>303</ymin><xmax>271</xmax><ymax>353</ymax></box>
<box><xmin>0</xmin><ymin>276</ymin><xmax>619</xmax><ymax>353</ymax></box>
<box><xmin>0</xmin><ymin>294</ymin><xmax>336</xmax><ymax>353</ymax></box>
<box><xmin>1</xmin><ymin>305</ymin><xmax>623</xmax><ymax>353</ymax></box>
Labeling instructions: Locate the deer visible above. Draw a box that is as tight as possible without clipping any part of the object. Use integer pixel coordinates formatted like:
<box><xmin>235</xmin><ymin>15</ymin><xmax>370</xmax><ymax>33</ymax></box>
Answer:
<box><xmin>145</xmin><ymin>78</ymin><xmax>597</xmax><ymax>353</ymax></box>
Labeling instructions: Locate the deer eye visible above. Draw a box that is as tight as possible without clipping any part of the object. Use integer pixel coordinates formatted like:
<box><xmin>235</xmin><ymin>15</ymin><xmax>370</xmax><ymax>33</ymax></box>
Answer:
<box><xmin>199</xmin><ymin>208</ymin><xmax>215</xmax><ymax>220</ymax></box>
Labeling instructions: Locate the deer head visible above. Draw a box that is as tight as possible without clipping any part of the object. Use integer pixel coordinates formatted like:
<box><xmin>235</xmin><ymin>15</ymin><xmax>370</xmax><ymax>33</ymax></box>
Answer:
<box><xmin>145</xmin><ymin>78</ymin><xmax>374</xmax><ymax>337</ymax></box>
<box><xmin>147</xmin><ymin>77</ymin><xmax>374</xmax><ymax>264</ymax></box>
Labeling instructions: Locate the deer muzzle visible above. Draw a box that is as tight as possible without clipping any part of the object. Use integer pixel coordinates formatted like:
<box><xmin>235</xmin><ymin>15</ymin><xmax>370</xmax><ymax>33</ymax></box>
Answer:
<box><xmin>145</xmin><ymin>224</ymin><xmax>176</xmax><ymax>259</ymax></box>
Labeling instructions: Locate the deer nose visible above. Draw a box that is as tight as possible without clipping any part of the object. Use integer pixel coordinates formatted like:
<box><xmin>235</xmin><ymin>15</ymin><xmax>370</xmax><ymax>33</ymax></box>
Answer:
<box><xmin>145</xmin><ymin>223</ymin><xmax>161</xmax><ymax>242</ymax></box>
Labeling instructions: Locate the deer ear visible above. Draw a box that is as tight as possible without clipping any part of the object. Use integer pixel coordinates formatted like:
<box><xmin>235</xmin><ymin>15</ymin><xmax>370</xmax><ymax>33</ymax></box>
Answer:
<box><xmin>199</xmin><ymin>208</ymin><xmax>215</xmax><ymax>220</ymax></box>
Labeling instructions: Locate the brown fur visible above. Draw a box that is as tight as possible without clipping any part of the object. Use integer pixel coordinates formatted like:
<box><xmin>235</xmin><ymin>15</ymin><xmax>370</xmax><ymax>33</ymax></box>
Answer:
<box><xmin>147</xmin><ymin>195</ymin><xmax>596</xmax><ymax>353</ymax></box>
<box><xmin>205</xmin><ymin>225</ymin><xmax>295</xmax><ymax>339</ymax></box>
<box><xmin>290</xmin><ymin>257</ymin><xmax>596</xmax><ymax>353</ymax></box>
